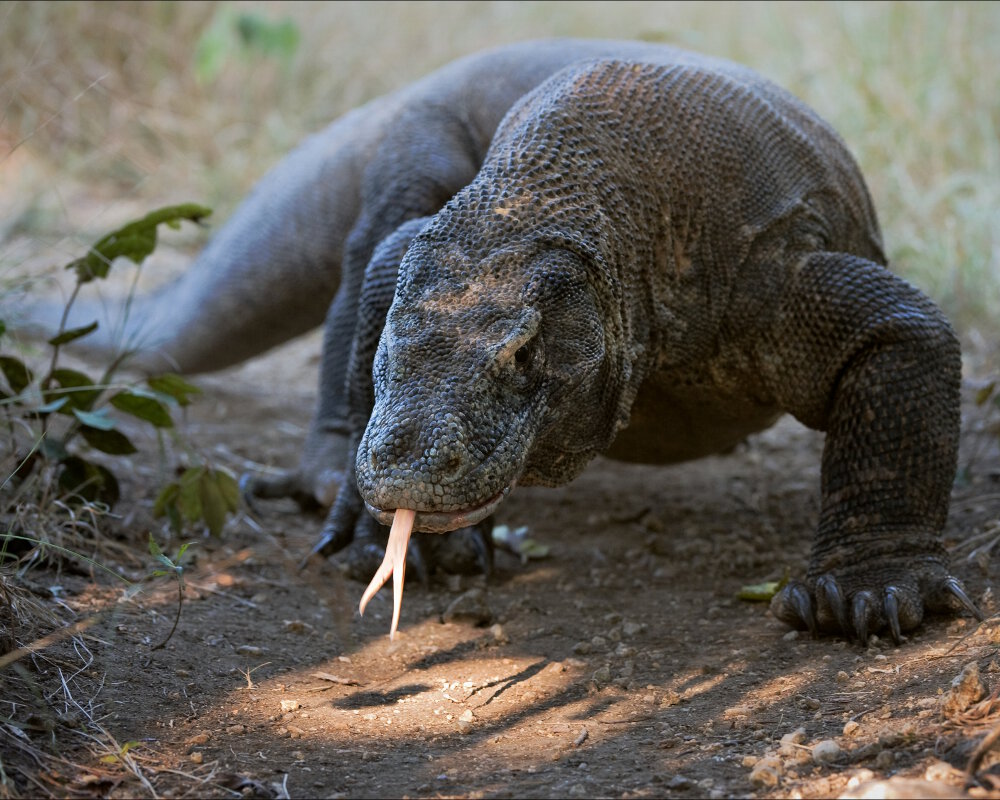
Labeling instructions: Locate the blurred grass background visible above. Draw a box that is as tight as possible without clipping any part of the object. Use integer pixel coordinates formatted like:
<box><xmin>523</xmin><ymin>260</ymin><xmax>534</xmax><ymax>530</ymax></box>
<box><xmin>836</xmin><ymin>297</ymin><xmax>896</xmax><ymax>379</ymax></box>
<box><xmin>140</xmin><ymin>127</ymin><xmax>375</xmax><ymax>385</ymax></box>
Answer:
<box><xmin>1</xmin><ymin>1</ymin><xmax>997</xmax><ymax>344</ymax></box>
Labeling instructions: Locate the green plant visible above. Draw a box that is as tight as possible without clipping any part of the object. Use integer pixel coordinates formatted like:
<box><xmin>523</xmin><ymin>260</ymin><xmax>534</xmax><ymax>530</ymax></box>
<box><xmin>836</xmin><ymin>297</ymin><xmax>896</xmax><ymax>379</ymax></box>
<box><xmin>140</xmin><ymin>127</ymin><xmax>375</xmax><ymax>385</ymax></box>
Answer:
<box><xmin>0</xmin><ymin>203</ymin><xmax>239</xmax><ymax>546</ymax></box>
<box><xmin>146</xmin><ymin>535</ymin><xmax>193</xmax><ymax>650</ymax></box>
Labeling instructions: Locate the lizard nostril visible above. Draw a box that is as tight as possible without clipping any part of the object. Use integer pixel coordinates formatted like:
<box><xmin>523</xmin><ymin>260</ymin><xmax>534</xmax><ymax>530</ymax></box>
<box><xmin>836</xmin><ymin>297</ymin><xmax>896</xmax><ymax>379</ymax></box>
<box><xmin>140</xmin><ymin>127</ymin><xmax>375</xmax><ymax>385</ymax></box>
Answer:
<box><xmin>445</xmin><ymin>451</ymin><xmax>464</xmax><ymax>473</ymax></box>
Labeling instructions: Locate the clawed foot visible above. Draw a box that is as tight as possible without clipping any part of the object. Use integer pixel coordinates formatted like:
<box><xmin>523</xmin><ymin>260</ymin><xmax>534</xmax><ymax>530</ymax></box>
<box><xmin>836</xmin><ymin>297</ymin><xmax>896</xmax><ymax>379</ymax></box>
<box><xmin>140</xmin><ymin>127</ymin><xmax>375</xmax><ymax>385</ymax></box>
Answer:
<box><xmin>302</xmin><ymin>486</ymin><xmax>494</xmax><ymax>583</ymax></box>
<box><xmin>239</xmin><ymin>469</ymin><xmax>336</xmax><ymax>513</ymax></box>
<box><xmin>771</xmin><ymin>566</ymin><xmax>983</xmax><ymax>644</ymax></box>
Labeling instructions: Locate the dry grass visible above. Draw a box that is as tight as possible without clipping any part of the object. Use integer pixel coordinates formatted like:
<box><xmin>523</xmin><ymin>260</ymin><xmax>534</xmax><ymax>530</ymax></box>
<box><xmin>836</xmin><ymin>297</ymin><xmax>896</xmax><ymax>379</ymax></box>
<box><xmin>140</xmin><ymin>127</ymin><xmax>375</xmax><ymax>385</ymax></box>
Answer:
<box><xmin>0</xmin><ymin>7</ymin><xmax>997</xmax><ymax>790</ymax></box>
<box><xmin>0</xmin><ymin>1</ymin><xmax>997</xmax><ymax>335</ymax></box>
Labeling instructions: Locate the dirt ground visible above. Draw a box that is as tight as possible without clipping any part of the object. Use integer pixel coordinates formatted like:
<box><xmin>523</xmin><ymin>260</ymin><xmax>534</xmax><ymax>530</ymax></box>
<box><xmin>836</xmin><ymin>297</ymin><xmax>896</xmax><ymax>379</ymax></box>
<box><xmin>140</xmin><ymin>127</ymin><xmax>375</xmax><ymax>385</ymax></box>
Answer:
<box><xmin>2</xmin><ymin>322</ymin><xmax>999</xmax><ymax>800</ymax></box>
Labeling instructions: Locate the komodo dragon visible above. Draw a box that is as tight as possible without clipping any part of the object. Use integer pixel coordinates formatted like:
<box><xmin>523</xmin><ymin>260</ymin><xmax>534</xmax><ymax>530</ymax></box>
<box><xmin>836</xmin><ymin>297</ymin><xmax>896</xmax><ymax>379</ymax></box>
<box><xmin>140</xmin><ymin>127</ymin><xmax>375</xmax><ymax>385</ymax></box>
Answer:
<box><xmin>32</xmin><ymin>39</ymin><xmax>980</xmax><ymax>643</ymax></box>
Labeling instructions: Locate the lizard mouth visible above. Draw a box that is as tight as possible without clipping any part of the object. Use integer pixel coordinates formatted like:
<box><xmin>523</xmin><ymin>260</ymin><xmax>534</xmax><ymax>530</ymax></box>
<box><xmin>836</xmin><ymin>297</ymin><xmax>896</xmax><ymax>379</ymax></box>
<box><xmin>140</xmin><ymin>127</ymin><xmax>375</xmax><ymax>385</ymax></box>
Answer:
<box><xmin>365</xmin><ymin>484</ymin><xmax>513</xmax><ymax>533</ymax></box>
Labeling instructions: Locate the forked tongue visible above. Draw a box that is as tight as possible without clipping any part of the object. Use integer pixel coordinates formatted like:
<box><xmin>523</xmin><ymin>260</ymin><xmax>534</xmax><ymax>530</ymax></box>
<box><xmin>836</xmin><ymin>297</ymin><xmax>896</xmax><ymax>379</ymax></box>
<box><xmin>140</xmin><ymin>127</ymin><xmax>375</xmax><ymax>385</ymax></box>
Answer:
<box><xmin>358</xmin><ymin>508</ymin><xmax>416</xmax><ymax>640</ymax></box>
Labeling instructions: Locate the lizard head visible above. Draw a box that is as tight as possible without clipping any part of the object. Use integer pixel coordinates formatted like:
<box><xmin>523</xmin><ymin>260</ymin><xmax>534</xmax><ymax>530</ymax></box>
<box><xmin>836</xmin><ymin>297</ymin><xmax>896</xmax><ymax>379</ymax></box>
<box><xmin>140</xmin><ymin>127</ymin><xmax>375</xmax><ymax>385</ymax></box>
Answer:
<box><xmin>355</xmin><ymin>231</ymin><xmax>626</xmax><ymax>534</ymax></box>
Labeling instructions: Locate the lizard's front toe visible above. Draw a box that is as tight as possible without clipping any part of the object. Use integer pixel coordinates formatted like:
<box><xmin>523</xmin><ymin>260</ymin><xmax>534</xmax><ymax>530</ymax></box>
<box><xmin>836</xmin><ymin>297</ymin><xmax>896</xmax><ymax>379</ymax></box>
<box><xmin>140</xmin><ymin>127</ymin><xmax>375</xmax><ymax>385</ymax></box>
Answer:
<box><xmin>771</xmin><ymin>563</ymin><xmax>982</xmax><ymax>644</ymax></box>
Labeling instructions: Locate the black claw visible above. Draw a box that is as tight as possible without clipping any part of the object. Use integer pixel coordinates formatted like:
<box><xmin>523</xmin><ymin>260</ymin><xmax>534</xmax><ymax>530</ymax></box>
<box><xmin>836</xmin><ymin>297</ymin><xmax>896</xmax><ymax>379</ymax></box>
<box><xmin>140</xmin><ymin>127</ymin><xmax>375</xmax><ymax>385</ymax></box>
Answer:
<box><xmin>788</xmin><ymin>582</ymin><xmax>818</xmax><ymax>637</ymax></box>
<box><xmin>470</xmin><ymin>521</ymin><xmax>494</xmax><ymax>578</ymax></box>
<box><xmin>943</xmin><ymin>576</ymin><xmax>985</xmax><ymax>621</ymax></box>
<box><xmin>852</xmin><ymin>590</ymin><xmax>876</xmax><ymax>644</ymax></box>
<box><xmin>816</xmin><ymin>574</ymin><xmax>850</xmax><ymax>635</ymax></box>
<box><xmin>883</xmin><ymin>587</ymin><xmax>903</xmax><ymax>645</ymax></box>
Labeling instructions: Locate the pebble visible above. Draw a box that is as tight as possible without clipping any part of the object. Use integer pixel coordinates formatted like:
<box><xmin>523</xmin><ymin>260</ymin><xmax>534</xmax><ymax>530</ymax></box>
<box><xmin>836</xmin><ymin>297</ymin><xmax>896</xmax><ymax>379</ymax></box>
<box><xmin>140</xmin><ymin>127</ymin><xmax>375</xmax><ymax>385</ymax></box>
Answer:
<box><xmin>572</xmin><ymin>641</ymin><xmax>592</xmax><ymax>655</ymax></box>
<box><xmin>843</xmin><ymin>720</ymin><xmax>860</xmax><ymax>737</ymax></box>
<box><xmin>235</xmin><ymin>645</ymin><xmax>264</xmax><ymax>656</ymax></box>
<box><xmin>836</xmin><ymin>670</ymin><xmax>850</xmax><ymax>685</ymax></box>
<box><xmin>442</xmin><ymin>588</ymin><xmax>493</xmax><ymax>626</ymax></box>
<box><xmin>185</xmin><ymin>732</ymin><xmax>210</xmax><ymax>748</ymax></box>
<box><xmin>189</xmin><ymin>751</ymin><xmax>203</xmax><ymax>764</ymax></box>
<box><xmin>280</xmin><ymin>700</ymin><xmax>300</xmax><ymax>713</ymax></box>
<box><xmin>941</xmin><ymin>661</ymin><xmax>986</xmax><ymax>715</ymax></box>
<box><xmin>592</xmin><ymin>666</ymin><xmax>611</xmax><ymax>685</ymax></box>
<box><xmin>778</xmin><ymin>727</ymin><xmax>807</xmax><ymax>756</ymax></box>
<box><xmin>489</xmin><ymin>623</ymin><xmax>509</xmax><ymax>644</ymax></box>
<box><xmin>812</xmin><ymin>739</ymin><xmax>841</xmax><ymax>763</ymax></box>
<box><xmin>749</xmin><ymin>757</ymin><xmax>783</xmax><ymax>788</ymax></box>
<box><xmin>226</xmin><ymin>724</ymin><xmax>245</xmax><ymax>735</ymax></box>
<box><xmin>667</xmin><ymin>775</ymin><xmax>691</xmax><ymax>789</ymax></box>
<box><xmin>457</xmin><ymin>709</ymin><xmax>475</xmax><ymax>734</ymax></box>
<box><xmin>874</xmin><ymin>749</ymin><xmax>894</xmax><ymax>770</ymax></box>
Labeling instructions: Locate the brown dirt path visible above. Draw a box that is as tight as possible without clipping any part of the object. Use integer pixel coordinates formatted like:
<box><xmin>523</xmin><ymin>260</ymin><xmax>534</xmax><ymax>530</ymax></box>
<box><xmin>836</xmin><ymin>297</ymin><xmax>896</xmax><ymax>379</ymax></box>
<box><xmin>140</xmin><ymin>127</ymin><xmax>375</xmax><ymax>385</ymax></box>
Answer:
<box><xmin>5</xmin><ymin>330</ymin><xmax>999</xmax><ymax>799</ymax></box>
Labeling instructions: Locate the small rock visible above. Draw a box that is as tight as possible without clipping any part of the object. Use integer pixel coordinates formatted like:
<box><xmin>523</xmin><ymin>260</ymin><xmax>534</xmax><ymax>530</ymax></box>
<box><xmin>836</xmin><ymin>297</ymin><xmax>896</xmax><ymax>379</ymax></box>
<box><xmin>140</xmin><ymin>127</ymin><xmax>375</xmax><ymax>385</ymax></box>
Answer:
<box><xmin>280</xmin><ymin>700</ymin><xmax>300</xmax><ymax>713</ymax></box>
<box><xmin>592</xmin><ymin>666</ymin><xmax>611</xmax><ymax>685</ymax></box>
<box><xmin>226</xmin><ymin>724</ymin><xmax>246</xmax><ymax>735</ymax></box>
<box><xmin>783</xmin><ymin>629</ymin><xmax>800</xmax><ymax>641</ymax></box>
<box><xmin>442</xmin><ymin>588</ymin><xmax>493</xmax><ymax>626</ymax></box>
<box><xmin>874</xmin><ymin>749</ymin><xmax>895</xmax><ymax>770</ymax></box>
<box><xmin>283</xmin><ymin>620</ymin><xmax>309</xmax><ymax>634</ymax></box>
<box><xmin>185</xmin><ymin>732</ymin><xmax>210</xmax><ymax>748</ymax></box>
<box><xmin>941</xmin><ymin>661</ymin><xmax>986</xmax><ymax>716</ymax></box>
<box><xmin>622</xmin><ymin>621</ymin><xmax>644</xmax><ymax>637</ymax></box>
<box><xmin>659</xmin><ymin>689</ymin><xmax>681</xmax><ymax>708</ymax></box>
<box><xmin>189</xmin><ymin>751</ymin><xmax>203</xmax><ymax>764</ymax></box>
<box><xmin>843</xmin><ymin>720</ymin><xmax>860</xmax><ymax>737</ymax></box>
<box><xmin>590</xmin><ymin>635</ymin><xmax>607</xmax><ymax>650</ymax></box>
<box><xmin>667</xmin><ymin>775</ymin><xmax>692</xmax><ymax>790</ymax></box>
<box><xmin>836</xmin><ymin>670</ymin><xmax>850</xmax><ymax>685</ymax></box>
<box><xmin>572</xmin><ymin>641</ymin><xmax>592</xmax><ymax>655</ymax></box>
<box><xmin>457</xmin><ymin>709</ymin><xmax>475</xmax><ymax>734</ymax></box>
<box><xmin>489</xmin><ymin>623</ymin><xmax>509</xmax><ymax>644</ymax></box>
<box><xmin>287</xmin><ymin>725</ymin><xmax>305</xmax><ymax>739</ymax></box>
<box><xmin>778</xmin><ymin>727</ymin><xmax>807</xmax><ymax>756</ymax></box>
<box><xmin>235</xmin><ymin>645</ymin><xmax>264</xmax><ymax>656</ymax></box>
<box><xmin>749</xmin><ymin>759</ymin><xmax>782</xmax><ymax>789</ymax></box>
<box><xmin>742</xmin><ymin>755</ymin><xmax>759</xmax><ymax>768</ymax></box>
<box><xmin>812</xmin><ymin>739</ymin><xmax>841</xmax><ymax>763</ymax></box>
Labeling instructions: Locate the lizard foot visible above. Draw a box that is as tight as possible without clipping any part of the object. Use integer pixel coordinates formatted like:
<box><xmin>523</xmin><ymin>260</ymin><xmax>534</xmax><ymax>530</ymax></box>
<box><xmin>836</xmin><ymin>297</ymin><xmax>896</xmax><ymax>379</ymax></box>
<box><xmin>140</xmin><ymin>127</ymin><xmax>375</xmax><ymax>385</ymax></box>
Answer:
<box><xmin>771</xmin><ymin>562</ymin><xmax>982</xmax><ymax>644</ymax></box>
<box><xmin>239</xmin><ymin>469</ymin><xmax>335</xmax><ymax>513</ymax></box>
<box><xmin>240</xmin><ymin>429</ymin><xmax>349</xmax><ymax>511</ymax></box>
<box><xmin>303</xmin><ymin>487</ymin><xmax>493</xmax><ymax>581</ymax></box>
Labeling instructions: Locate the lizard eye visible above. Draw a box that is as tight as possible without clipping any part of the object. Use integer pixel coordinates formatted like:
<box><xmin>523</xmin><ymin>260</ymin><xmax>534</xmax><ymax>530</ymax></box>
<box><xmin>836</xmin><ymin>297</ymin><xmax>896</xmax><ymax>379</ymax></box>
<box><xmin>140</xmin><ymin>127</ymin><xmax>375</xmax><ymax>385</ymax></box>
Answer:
<box><xmin>514</xmin><ymin>344</ymin><xmax>531</xmax><ymax>365</ymax></box>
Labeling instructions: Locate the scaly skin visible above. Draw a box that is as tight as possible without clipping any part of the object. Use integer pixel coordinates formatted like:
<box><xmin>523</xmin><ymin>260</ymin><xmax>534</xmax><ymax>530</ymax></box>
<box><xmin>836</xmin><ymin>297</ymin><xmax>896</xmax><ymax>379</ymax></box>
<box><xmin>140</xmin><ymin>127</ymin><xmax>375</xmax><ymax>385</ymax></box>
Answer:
<box><xmin>21</xmin><ymin>41</ymin><xmax>978</xmax><ymax>640</ymax></box>
<box><xmin>344</xmin><ymin>57</ymin><xmax>978</xmax><ymax>641</ymax></box>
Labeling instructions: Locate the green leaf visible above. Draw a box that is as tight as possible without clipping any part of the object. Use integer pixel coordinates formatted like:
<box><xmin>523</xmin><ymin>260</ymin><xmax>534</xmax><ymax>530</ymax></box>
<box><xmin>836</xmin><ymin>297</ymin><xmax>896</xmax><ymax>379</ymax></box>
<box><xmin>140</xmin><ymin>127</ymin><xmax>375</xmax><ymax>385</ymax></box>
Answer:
<box><xmin>40</xmin><ymin>436</ymin><xmax>69</xmax><ymax>462</ymax></box>
<box><xmin>48</xmin><ymin>368</ymin><xmax>100</xmax><ymax>412</ymax></box>
<box><xmin>975</xmin><ymin>382</ymin><xmax>996</xmax><ymax>406</ymax></box>
<box><xmin>110</xmin><ymin>390</ymin><xmax>174</xmax><ymax>428</ymax></box>
<box><xmin>78</xmin><ymin>426</ymin><xmax>137</xmax><ymax>455</ymax></box>
<box><xmin>47</xmin><ymin>321</ymin><xmax>98</xmax><ymax>346</ymax></box>
<box><xmin>146</xmin><ymin>373</ymin><xmax>201</xmax><ymax>407</ymax></box>
<box><xmin>0</xmin><ymin>355</ymin><xmax>33</xmax><ymax>394</ymax></box>
<box><xmin>32</xmin><ymin>397</ymin><xmax>69</xmax><ymax>414</ymax></box>
<box><xmin>737</xmin><ymin>569</ymin><xmax>790</xmax><ymax>602</ymax></box>
<box><xmin>57</xmin><ymin>457</ymin><xmax>120</xmax><ymax>506</ymax></box>
<box><xmin>72</xmin><ymin>408</ymin><xmax>116</xmax><ymax>430</ymax></box>
<box><xmin>200</xmin><ymin>471</ymin><xmax>228</xmax><ymax>537</ymax></box>
<box><xmin>147</xmin><ymin>533</ymin><xmax>164</xmax><ymax>559</ymax></box>
<box><xmin>66</xmin><ymin>204</ymin><xmax>212</xmax><ymax>283</ymax></box>
<box><xmin>152</xmin><ymin>483</ymin><xmax>180</xmax><ymax>518</ymax></box>
<box><xmin>177</xmin><ymin>467</ymin><xmax>205</xmax><ymax>522</ymax></box>
<box><xmin>213</xmin><ymin>468</ymin><xmax>241</xmax><ymax>512</ymax></box>
<box><xmin>737</xmin><ymin>581</ymin><xmax>783</xmax><ymax>602</ymax></box>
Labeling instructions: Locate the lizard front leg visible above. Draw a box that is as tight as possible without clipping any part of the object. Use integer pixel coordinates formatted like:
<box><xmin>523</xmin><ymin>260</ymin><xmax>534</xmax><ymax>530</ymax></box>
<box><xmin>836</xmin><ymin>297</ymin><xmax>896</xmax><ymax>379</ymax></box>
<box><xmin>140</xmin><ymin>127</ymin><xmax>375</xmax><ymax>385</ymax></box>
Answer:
<box><xmin>305</xmin><ymin>217</ymin><xmax>494</xmax><ymax>581</ymax></box>
<box><xmin>756</xmin><ymin>251</ymin><xmax>980</xmax><ymax>642</ymax></box>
